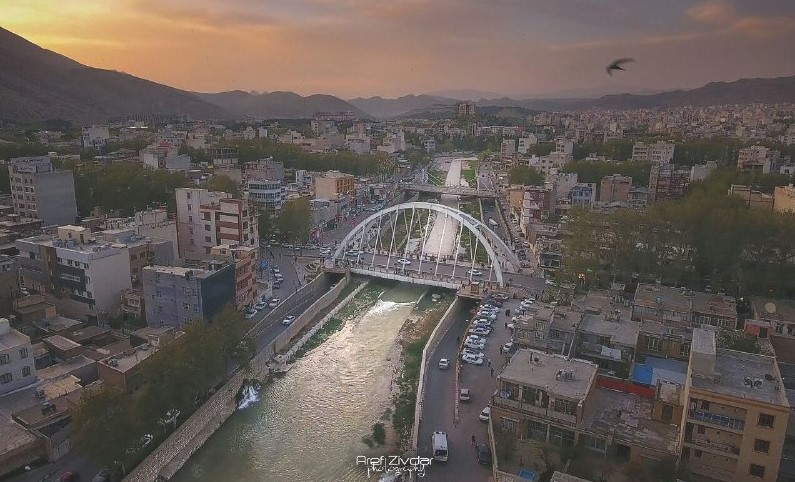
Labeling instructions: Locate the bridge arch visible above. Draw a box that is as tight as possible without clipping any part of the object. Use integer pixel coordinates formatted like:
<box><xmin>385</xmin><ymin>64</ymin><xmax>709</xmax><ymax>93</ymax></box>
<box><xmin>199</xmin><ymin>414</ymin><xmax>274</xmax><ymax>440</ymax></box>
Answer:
<box><xmin>332</xmin><ymin>201</ymin><xmax>519</xmax><ymax>287</ymax></box>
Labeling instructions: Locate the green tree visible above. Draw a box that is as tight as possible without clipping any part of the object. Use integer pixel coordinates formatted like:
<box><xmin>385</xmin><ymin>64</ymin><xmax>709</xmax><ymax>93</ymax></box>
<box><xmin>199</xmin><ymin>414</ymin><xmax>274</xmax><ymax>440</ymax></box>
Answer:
<box><xmin>508</xmin><ymin>165</ymin><xmax>544</xmax><ymax>185</ymax></box>
<box><xmin>202</xmin><ymin>174</ymin><xmax>241</xmax><ymax>197</ymax></box>
<box><xmin>277</xmin><ymin>198</ymin><xmax>312</xmax><ymax>243</ymax></box>
<box><xmin>71</xmin><ymin>387</ymin><xmax>138</xmax><ymax>469</ymax></box>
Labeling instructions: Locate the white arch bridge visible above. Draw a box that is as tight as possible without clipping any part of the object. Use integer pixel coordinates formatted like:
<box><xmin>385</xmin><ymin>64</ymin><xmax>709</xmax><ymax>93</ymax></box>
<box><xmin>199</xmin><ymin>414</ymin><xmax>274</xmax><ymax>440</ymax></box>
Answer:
<box><xmin>327</xmin><ymin>202</ymin><xmax>521</xmax><ymax>289</ymax></box>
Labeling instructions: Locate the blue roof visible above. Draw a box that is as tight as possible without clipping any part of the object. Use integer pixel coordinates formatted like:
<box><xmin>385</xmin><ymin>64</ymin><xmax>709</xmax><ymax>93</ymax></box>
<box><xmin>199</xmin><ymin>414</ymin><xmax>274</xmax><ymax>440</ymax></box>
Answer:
<box><xmin>518</xmin><ymin>469</ymin><xmax>537</xmax><ymax>480</ymax></box>
<box><xmin>632</xmin><ymin>356</ymin><xmax>687</xmax><ymax>386</ymax></box>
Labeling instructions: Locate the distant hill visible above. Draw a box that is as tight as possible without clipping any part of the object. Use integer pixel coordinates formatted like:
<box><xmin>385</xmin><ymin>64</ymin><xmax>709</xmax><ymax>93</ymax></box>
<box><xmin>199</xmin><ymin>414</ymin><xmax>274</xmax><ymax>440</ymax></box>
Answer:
<box><xmin>197</xmin><ymin>90</ymin><xmax>371</xmax><ymax>119</ymax></box>
<box><xmin>0</xmin><ymin>27</ymin><xmax>228</xmax><ymax>123</ymax></box>
<box><xmin>348</xmin><ymin>94</ymin><xmax>457</xmax><ymax>118</ymax></box>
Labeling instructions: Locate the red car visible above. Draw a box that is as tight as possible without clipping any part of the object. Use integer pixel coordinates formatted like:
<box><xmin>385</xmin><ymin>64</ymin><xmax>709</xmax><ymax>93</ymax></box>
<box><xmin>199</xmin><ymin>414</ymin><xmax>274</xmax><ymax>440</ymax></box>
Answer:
<box><xmin>58</xmin><ymin>472</ymin><xmax>79</xmax><ymax>482</ymax></box>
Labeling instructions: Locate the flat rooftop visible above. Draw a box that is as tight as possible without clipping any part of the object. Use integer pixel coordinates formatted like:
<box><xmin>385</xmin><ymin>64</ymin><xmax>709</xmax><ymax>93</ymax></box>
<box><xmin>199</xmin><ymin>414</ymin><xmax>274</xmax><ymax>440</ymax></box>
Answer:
<box><xmin>0</xmin><ymin>375</ymin><xmax>81</xmax><ymax>417</ymax></box>
<box><xmin>0</xmin><ymin>327</ymin><xmax>29</xmax><ymax>350</ymax></box>
<box><xmin>691</xmin><ymin>349</ymin><xmax>789</xmax><ymax>407</ymax></box>
<box><xmin>500</xmin><ymin>349</ymin><xmax>597</xmax><ymax>401</ymax></box>
<box><xmin>579</xmin><ymin>313</ymin><xmax>640</xmax><ymax>347</ymax></box>
<box><xmin>103</xmin><ymin>344</ymin><xmax>158</xmax><ymax>373</ymax></box>
<box><xmin>581</xmin><ymin>387</ymin><xmax>680</xmax><ymax>455</ymax></box>
<box><xmin>36</xmin><ymin>315</ymin><xmax>82</xmax><ymax>333</ymax></box>
<box><xmin>43</xmin><ymin>334</ymin><xmax>81</xmax><ymax>352</ymax></box>
<box><xmin>634</xmin><ymin>284</ymin><xmax>736</xmax><ymax>318</ymax></box>
<box><xmin>144</xmin><ymin>265</ymin><xmax>214</xmax><ymax>278</ymax></box>
<box><xmin>0</xmin><ymin>414</ymin><xmax>37</xmax><ymax>457</ymax></box>
<box><xmin>752</xmin><ymin>297</ymin><xmax>795</xmax><ymax>323</ymax></box>
<box><xmin>65</xmin><ymin>325</ymin><xmax>110</xmax><ymax>344</ymax></box>
<box><xmin>37</xmin><ymin>355</ymin><xmax>95</xmax><ymax>382</ymax></box>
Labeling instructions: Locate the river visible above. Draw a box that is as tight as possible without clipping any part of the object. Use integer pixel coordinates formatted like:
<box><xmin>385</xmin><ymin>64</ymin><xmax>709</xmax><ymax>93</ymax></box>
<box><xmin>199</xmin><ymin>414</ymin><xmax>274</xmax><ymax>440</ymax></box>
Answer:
<box><xmin>171</xmin><ymin>282</ymin><xmax>435</xmax><ymax>482</ymax></box>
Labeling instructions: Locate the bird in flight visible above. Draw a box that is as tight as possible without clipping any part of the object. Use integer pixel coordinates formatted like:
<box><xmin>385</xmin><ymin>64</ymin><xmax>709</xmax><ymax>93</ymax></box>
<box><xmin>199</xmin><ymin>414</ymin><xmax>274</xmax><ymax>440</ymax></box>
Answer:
<box><xmin>606</xmin><ymin>58</ymin><xmax>635</xmax><ymax>75</ymax></box>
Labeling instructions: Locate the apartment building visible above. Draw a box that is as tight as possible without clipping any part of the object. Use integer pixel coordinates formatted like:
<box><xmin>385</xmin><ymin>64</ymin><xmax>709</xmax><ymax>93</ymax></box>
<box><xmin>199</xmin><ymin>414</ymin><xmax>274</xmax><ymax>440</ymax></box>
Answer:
<box><xmin>728</xmin><ymin>185</ymin><xmax>774</xmax><ymax>211</ymax></box>
<box><xmin>737</xmin><ymin>146</ymin><xmax>780</xmax><ymax>174</ymax></box>
<box><xmin>175</xmin><ymin>188</ymin><xmax>258</xmax><ymax>261</ymax></box>
<box><xmin>773</xmin><ymin>184</ymin><xmax>795</xmax><ymax>213</ymax></box>
<box><xmin>491</xmin><ymin>350</ymin><xmax>680</xmax><ymax>463</ymax></box>
<box><xmin>632</xmin><ymin>141</ymin><xmax>675</xmax><ymax>164</ymax></box>
<box><xmin>104</xmin><ymin>208</ymin><xmax>179</xmax><ymax>260</ymax></box>
<box><xmin>575</xmin><ymin>310</ymin><xmax>640</xmax><ymax>376</ymax></box>
<box><xmin>632</xmin><ymin>284</ymin><xmax>738</xmax><ymax>329</ymax></box>
<box><xmin>16</xmin><ymin>226</ymin><xmax>132</xmax><ymax>314</ymax></box>
<box><xmin>456</xmin><ymin>102</ymin><xmax>476</xmax><ymax>117</ymax></box>
<box><xmin>80</xmin><ymin>125</ymin><xmax>110</xmax><ymax>149</ymax></box>
<box><xmin>0</xmin><ymin>318</ymin><xmax>36</xmax><ymax>396</ymax></box>
<box><xmin>517</xmin><ymin>135</ymin><xmax>538</xmax><ymax>154</ymax></box>
<box><xmin>139</xmin><ymin>144</ymin><xmax>190</xmax><ymax>172</ymax></box>
<box><xmin>745</xmin><ymin>297</ymin><xmax>795</xmax><ymax>342</ymax></box>
<box><xmin>648</xmin><ymin>163</ymin><xmax>690</xmax><ymax>203</ymax></box>
<box><xmin>210</xmin><ymin>243</ymin><xmax>257</xmax><ymax>309</ymax></box>
<box><xmin>314</xmin><ymin>171</ymin><xmax>355</xmax><ymax>201</ymax></box>
<box><xmin>98</xmin><ymin>327</ymin><xmax>180</xmax><ymax>393</ymax></box>
<box><xmin>8</xmin><ymin>156</ymin><xmax>78</xmax><ymax>226</ymax></box>
<box><xmin>247</xmin><ymin>180</ymin><xmax>286</xmax><ymax>212</ymax></box>
<box><xmin>599</xmin><ymin>175</ymin><xmax>632</xmax><ymax>203</ymax></box>
<box><xmin>570</xmin><ymin>183</ymin><xmax>596</xmax><ymax>207</ymax></box>
<box><xmin>244</xmin><ymin>159</ymin><xmax>284</xmax><ymax>182</ymax></box>
<box><xmin>682</xmin><ymin>329</ymin><xmax>789</xmax><ymax>482</ymax></box>
<box><xmin>142</xmin><ymin>263</ymin><xmax>235</xmax><ymax>328</ymax></box>
<box><xmin>95</xmin><ymin>228</ymin><xmax>174</xmax><ymax>286</ymax></box>
<box><xmin>500</xmin><ymin>139</ymin><xmax>516</xmax><ymax>158</ymax></box>
<box><xmin>690</xmin><ymin>161</ymin><xmax>718</xmax><ymax>182</ymax></box>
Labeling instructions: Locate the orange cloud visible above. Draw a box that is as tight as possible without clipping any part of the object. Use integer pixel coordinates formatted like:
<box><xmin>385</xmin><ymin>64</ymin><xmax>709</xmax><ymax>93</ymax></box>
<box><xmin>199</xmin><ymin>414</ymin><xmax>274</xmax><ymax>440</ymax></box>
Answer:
<box><xmin>685</xmin><ymin>0</ymin><xmax>735</xmax><ymax>24</ymax></box>
<box><xmin>730</xmin><ymin>16</ymin><xmax>795</xmax><ymax>38</ymax></box>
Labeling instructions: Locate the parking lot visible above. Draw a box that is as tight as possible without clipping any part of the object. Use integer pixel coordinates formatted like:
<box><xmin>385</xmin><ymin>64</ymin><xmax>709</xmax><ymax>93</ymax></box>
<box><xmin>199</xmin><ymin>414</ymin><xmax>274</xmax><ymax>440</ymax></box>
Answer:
<box><xmin>418</xmin><ymin>294</ymin><xmax>523</xmax><ymax>481</ymax></box>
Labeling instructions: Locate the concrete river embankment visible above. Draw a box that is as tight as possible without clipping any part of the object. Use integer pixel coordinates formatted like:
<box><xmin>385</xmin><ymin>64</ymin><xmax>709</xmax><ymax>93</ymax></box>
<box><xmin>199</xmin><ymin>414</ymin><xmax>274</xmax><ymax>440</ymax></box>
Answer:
<box><xmin>171</xmin><ymin>281</ymin><xmax>448</xmax><ymax>482</ymax></box>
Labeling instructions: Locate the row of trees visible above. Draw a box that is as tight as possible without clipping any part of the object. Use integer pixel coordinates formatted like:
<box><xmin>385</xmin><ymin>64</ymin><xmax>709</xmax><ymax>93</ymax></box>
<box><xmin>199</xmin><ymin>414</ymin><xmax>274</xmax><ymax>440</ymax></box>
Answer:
<box><xmin>559</xmin><ymin>173</ymin><xmax>795</xmax><ymax>298</ymax></box>
<box><xmin>71</xmin><ymin>307</ymin><xmax>255</xmax><ymax>473</ymax></box>
<box><xmin>258</xmin><ymin>198</ymin><xmax>313</xmax><ymax>244</ymax></box>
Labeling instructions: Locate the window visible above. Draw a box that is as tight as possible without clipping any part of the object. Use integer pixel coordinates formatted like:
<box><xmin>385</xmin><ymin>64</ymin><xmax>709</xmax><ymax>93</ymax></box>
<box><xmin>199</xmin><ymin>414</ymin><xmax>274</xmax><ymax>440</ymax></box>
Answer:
<box><xmin>754</xmin><ymin>439</ymin><xmax>770</xmax><ymax>454</ymax></box>
<box><xmin>186</xmin><ymin>192</ymin><xmax>191</xmax><ymax>199</ymax></box>
<box><xmin>22</xmin><ymin>366</ymin><xmax>30</xmax><ymax>377</ymax></box>
<box><xmin>694</xmin><ymin>449</ymin><xmax>702</xmax><ymax>458</ymax></box>
<box><xmin>661</xmin><ymin>404</ymin><xmax>673</xmax><ymax>423</ymax></box>
<box><xmin>0</xmin><ymin>354</ymin><xmax>9</xmax><ymax>365</ymax></box>
<box><xmin>204</xmin><ymin>236</ymin><xmax>212</xmax><ymax>243</ymax></box>
<box><xmin>749</xmin><ymin>464</ymin><xmax>765</xmax><ymax>478</ymax></box>
<box><xmin>681</xmin><ymin>343</ymin><xmax>691</xmax><ymax>357</ymax></box>
<box><xmin>553</xmin><ymin>398</ymin><xmax>577</xmax><ymax>415</ymax></box>
<box><xmin>187</xmin><ymin>204</ymin><xmax>192</xmax><ymax>211</ymax></box>
<box><xmin>697</xmin><ymin>425</ymin><xmax>705</xmax><ymax>435</ymax></box>
<box><xmin>188</xmin><ymin>216</ymin><xmax>193</xmax><ymax>222</ymax></box>
<box><xmin>500</xmin><ymin>417</ymin><xmax>517</xmax><ymax>432</ymax></box>
<box><xmin>646</xmin><ymin>336</ymin><xmax>660</xmax><ymax>352</ymax></box>
<box><xmin>0</xmin><ymin>373</ymin><xmax>11</xmax><ymax>384</ymax></box>
<box><xmin>19</xmin><ymin>348</ymin><xmax>28</xmax><ymax>359</ymax></box>
<box><xmin>701</xmin><ymin>400</ymin><xmax>710</xmax><ymax>411</ymax></box>
<box><xmin>758</xmin><ymin>413</ymin><xmax>775</xmax><ymax>428</ymax></box>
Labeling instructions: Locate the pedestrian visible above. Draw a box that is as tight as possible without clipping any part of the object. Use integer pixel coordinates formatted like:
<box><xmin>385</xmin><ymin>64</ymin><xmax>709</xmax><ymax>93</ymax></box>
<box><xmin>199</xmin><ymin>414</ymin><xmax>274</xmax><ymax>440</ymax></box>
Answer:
<box><xmin>456</xmin><ymin>336</ymin><xmax>461</xmax><ymax>345</ymax></box>
<box><xmin>505</xmin><ymin>321</ymin><xmax>508</xmax><ymax>329</ymax></box>
<box><xmin>487</xmin><ymin>358</ymin><xmax>492</xmax><ymax>367</ymax></box>
<box><xmin>490</xmin><ymin>367</ymin><xmax>494</xmax><ymax>377</ymax></box>
<box><xmin>471</xmin><ymin>434</ymin><xmax>476</xmax><ymax>445</ymax></box>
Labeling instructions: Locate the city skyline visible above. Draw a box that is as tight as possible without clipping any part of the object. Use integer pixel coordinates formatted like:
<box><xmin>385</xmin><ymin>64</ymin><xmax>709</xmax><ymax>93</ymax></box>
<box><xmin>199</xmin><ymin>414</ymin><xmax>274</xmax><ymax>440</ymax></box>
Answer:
<box><xmin>2</xmin><ymin>0</ymin><xmax>795</xmax><ymax>99</ymax></box>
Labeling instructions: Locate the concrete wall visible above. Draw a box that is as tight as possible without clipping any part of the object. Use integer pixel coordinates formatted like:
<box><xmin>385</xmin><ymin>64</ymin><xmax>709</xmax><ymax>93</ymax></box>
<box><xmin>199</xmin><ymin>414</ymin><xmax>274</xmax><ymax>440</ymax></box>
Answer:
<box><xmin>411</xmin><ymin>296</ymin><xmax>463</xmax><ymax>450</ymax></box>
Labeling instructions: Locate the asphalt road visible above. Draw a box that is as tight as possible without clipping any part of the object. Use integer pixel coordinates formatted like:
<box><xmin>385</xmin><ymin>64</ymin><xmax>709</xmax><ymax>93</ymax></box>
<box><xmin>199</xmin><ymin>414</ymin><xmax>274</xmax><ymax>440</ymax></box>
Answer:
<box><xmin>417</xmin><ymin>297</ymin><xmax>521</xmax><ymax>481</ymax></box>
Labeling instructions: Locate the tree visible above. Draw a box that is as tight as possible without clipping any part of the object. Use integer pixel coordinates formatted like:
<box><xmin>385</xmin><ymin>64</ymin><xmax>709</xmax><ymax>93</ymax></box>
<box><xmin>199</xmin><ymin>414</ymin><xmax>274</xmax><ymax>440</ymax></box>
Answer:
<box><xmin>508</xmin><ymin>165</ymin><xmax>544</xmax><ymax>186</ymax></box>
<box><xmin>202</xmin><ymin>174</ymin><xmax>241</xmax><ymax>197</ymax></box>
<box><xmin>71</xmin><ymin>387</ymin><xmax>138</xmax><ymax>469</ymax></box>
<box><xmin>277</xmin><ymin>198</ymin><xmax>312</xmax><ymax>243</ymax></box>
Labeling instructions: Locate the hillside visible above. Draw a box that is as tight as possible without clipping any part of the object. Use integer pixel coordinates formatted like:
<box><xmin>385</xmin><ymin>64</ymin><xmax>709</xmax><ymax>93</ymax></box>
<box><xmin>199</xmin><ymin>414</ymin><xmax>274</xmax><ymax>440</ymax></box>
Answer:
<box><xmin>196</xmin><ymin>91</ymin><xmax>371</xmax><ymax>119</ymax></box>
<box><xmin>348</xmin><ymin>94</ymin><xmax>457</xmax><ymax>118</ymax></box>
<box><xmin>0</xmin><ymin>27</ymin><xmax>228</xmax><ymax>123</ymax></box>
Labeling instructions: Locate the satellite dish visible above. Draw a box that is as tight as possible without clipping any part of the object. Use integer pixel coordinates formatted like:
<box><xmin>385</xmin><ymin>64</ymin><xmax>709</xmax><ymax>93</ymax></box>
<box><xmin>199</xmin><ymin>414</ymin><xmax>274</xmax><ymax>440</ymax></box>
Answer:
<box><xmin>764</xmin><ymin>302</ymin><xmax>777</xmax><ymax>314</ymax></box>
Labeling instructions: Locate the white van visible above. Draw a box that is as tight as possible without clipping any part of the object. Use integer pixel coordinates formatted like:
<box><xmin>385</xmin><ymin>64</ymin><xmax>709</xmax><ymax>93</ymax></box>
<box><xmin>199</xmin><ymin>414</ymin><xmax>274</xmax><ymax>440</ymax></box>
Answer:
<box><xmin>488</xmin><ymin>218</ymin><xmax>498</xmax><ymax>227</ymax></box>
<box><xmin>432</xmin><ymin>431</ymin><xmax>449</xmax><ymax>462</ymax></box>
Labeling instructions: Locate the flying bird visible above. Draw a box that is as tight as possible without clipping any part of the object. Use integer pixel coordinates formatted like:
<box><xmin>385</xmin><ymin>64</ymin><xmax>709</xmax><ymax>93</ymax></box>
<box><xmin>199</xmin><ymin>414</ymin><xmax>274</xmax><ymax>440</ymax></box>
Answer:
<box><xmin>606</xmin><ymin>58</ymin><xmax>635</xmax><ymax>75</ymax></box>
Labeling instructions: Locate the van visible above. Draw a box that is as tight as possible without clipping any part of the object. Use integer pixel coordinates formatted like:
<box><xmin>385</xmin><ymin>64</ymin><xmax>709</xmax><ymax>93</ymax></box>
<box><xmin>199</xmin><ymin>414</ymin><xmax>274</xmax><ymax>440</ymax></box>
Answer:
<box><xmin>432</xmin><ymin>431</ymin><xmax>449</xmax><ymax>462</ymax></box>
<box><xmin>488</xmin><ymin>218</ymin><xmax>498</xmax><ymax>227</ymax></box>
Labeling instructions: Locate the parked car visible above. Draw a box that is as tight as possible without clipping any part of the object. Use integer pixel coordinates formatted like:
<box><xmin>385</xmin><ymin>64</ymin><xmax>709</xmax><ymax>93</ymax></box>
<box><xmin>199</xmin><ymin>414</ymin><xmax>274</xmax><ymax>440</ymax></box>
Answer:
<box><xmin>282</xmin><ymin>316</ymin><xmax>296</xmax><ymax>325</ymax></box>
<box><xmin>475</xmin><ymin>443</ymin><xmax>493</xmax><ymax>465</ymax></box>
<box><xmin>468</xmin><ymin>327</ymin><xmax>490</xmax><ymax>337</ymax></box>
<box><xmin>545</xmin><ymin>279</ymin><xmax>556</xmax><ymax>286</ymax></box>
<box><xmin>461</xmin><ymin>348</ymin><xmax>484</xmax><ymax>359</ymax></box>
<box><xmin>438</xmin><ymin>358</ymin><xmax>450</xmax><ymax>370</ymax></box>
<box><xmin>479</xmin><ymin>407</ymin><xmax>491</xmax><ymax>422</ymax></box>
<box><xmin>465</xmin><ymin>340</ymin><xmax>486</xmax><ymax>351</ymax></box>
<box><xmin>459</xmin><ymin>388</ymin><xmax>471</xmax><ymax>402</ymax></box>
<box><xmin>466</xmin><ymin>334</ymin><xmax>486</xmax><ymax>343</ymax></box>
<box><xmin>462</xmin><ymin>353</ymin><xmax>484</xmax><ymax>365</ymax></box>
<box><xmin>244</xmin><ymin>309</ymin><xmax>257</xmax><ymax>320</ymax></box>
<box><xmin>268</xmin><ymin>298</ymin><xmax>280</xmax><ymax>308</ymax></box>
<box><xmin>254</xmin><ymin>301</ymin><xmax>267</xmax><ymax>311</ymax></box>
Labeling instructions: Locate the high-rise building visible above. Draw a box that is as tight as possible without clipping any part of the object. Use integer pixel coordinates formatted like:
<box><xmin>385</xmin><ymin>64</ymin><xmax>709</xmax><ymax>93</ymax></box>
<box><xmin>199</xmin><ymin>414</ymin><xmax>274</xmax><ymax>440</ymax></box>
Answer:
<box><xmin>210</xmin><ymin>243</ymin><xmax>258</xmax><ymax>309</ymax></box>
<box><xmin>632</xmin><ymin>141</ymin><xmax>675</xmax><ymax>164</ymax></box>
<box><xmin>8</xmin><ymin>156</ymin><xmax>78</xmax><ymax>226</ymax></box>
<box><xmin>648</xmin><ymin>164</ymin><xmax>690</xmax><ymax>203</ymax></box>
<box><xmin>456</xmin><ymin>102</ymin><xmax>475</xmax><ymax>117</ymax></box>
<box><xmin>175</xmin><ymin>188</ymin><xmax>258</xmax><ymax>260</ymax></box>
<box><xmin>599</xmin><ymin>175</ymin><xmax>633</xmax><ymax>203</ymax></box>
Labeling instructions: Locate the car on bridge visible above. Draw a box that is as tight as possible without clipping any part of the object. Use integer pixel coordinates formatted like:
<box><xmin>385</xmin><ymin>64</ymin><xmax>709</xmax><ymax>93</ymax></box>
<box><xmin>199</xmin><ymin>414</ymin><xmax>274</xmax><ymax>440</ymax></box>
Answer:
<box><xmin>345</xmin><ymin>249</ymin><xmax>362</xmax><ymax>257</ymax></box>
<box><xmin>462</xmin><ymin>353</ymin><xmax>484</xmax><ymax>365</ymax></box>
<box><xmin>396</xmin><ymin>258</ymin><xmax>411</xmax><ymax>266</ymax></box>
<box><xmin>282</xmin><ymin>316</ymin><xmax>296</xmax><ymax>325</ymax></box>
<box><xmin>466</xmin><ymin>269</ymin><xmax>483</xmax><ymax>276</ymax></box>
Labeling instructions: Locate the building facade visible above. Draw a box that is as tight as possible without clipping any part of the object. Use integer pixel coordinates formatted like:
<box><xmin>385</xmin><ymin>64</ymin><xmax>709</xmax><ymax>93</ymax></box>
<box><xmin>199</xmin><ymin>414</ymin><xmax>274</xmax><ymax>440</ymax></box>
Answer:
<box><xmin>632</xmin><ymin>141</ymin><xmax>675</xmax><ymax>164</ymax></box>
<box><xmin>0</xmin><ymin>318</ymin><xmax>36</xmax><ymax>396</ymax></box>
<box><xmin>648</xmin><ymin>163</ymin><xmax>690</xmax><ymax>203</ymax></box>
<box><xmin>737</xmin><ymin>146</ymin><xmax>780</xmax><ymax>174</ymax></box>
<box><xmin>599</xmin><ymin>175</ymin><xmax>632</xmax><ymax>203</ymax></box>
<box><xmin>8</xmin><ymin>156</ymin><xmax>78</xmax><ymax>226</ymax></box>
<box><xmin>210</xmin><ymin>243</ymin><xmax>257</xmax><ymax>309</ymax></box>
<box><xmin>247</xmin><ymin>180</ymin><xmax>286</xmax><ymax>212</ymax></box>
<box><xmin>142</xmin><ymin>264</ymin><xmax>236</xmax><ymax>328</ymax></box>
<box><xmin>314</xmin><ymin>171</ymin><xmax>355</xmax><ymax>201</ymax></box>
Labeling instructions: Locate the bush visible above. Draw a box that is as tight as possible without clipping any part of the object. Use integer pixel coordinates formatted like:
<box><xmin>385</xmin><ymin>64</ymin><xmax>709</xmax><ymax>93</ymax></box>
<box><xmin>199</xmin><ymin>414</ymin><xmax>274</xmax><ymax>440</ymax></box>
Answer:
<box><xmin>372</xmin><ymin>422</ymin><xmax>386</xmax><ymax>445</ymax></box>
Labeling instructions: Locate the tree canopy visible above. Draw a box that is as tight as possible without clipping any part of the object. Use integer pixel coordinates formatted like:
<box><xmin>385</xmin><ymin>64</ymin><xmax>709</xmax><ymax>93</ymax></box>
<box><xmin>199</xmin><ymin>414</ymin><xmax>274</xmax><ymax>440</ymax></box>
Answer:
<box><xmin>202</xmin><ymin>174</ymin><xmax>241</xmax><ymax>198</ymax></box>
<box><xmin>508</xmin><ymin>165</ymin><xmax>545</xmax><ymax>186</ymax></box>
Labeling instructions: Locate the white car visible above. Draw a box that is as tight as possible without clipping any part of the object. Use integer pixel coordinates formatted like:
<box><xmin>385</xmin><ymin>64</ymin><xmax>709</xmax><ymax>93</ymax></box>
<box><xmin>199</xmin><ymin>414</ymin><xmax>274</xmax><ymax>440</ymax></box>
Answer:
<box><xmin>462</xmin><ymin>353</ymin><xmax>484</xmax><ymax>365</ymax></box>
<box><xmin>507</xmin><ymin>323</ymin><xmax>515</xmax><ymax>330</ymax></box>
<box><xmin>520</xmin><ymin>301</ymin><xmax>534</xmax><ymax>309</ymax></box>
<box><xmin>345</xmin><ymin>249</ymin><xmax>362</xmax><ymax>257</ymax></box>
<box><xmin>461</xmin><ymin>348</ymin><xmax>485</xmax><ymax>359</ymax></box>
<box><xmin>396</xmin><ymin>258</ymin><xmax>411</xmax><ymax>266</ymax></box>
<box><xmin>244</xmin><ymin>310</ymin><xmax>257</xmax><ymax>320</ymax></box>
<box><xmin>438</xmin><ymin>358</ymin><xmax>450</xmax><ymax>370</ymax></box>
<box><xmin>268</xmin><ymin>298</ymin><xmax>280</xmax><ymax>308</ymax></box>
<box><xmin>545</xmin><ymin>279</ymin><xmax>556</xmax><ymax>286</ymax></box>
<box><xmin>466</xmin><ymin>334</ymin><xmax>486</xmax><ymax>343</ymax></box>
<box><xmin>479</xmin><ymin>407</ymin><xmax>491</xmax><ymax>422</ymax></box>
<box><xmin>465</xmin><ymin>340</ymin><xmax>486</xmax><ymax>350</ymax></box>
<box><xmin>254</xmin><ymin>301</ymin><xmax>267</xmax><ymax>311</ymax></box>
<box><xmin>468</xmin><ymin>327</ymin><xmax>490</xmax><ymax>336</ymax></box>
<box><xmin>501</xmin><ymin>341</ymin><xmax>515</xmax><ymax>353</ymax></box>
<box><xmin>282</xmin><ymin>315</ymin><xmax>296</xmax><ymax>325</ymax></box>
<box><xmin>467</xmin><ymin>269</ymin><xmax>483</xmax><ymax>277</ymax></box>
<box><xmin>477</xmin><ymin>313</ymin><xmax>497</xmax><ymax>321</ymax></box>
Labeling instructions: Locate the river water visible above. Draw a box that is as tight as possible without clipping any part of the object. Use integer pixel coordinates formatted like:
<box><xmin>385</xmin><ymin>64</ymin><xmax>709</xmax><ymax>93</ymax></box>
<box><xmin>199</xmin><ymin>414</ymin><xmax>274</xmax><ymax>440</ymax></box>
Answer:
<box><xmin>171</xmin><ymin>282</ymin><xmax>433</xmax><ymax>482</ymax></box>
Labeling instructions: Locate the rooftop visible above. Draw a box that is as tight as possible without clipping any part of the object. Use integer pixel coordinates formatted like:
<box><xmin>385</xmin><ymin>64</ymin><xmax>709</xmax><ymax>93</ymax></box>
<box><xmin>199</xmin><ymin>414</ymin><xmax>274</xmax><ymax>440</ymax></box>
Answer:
<box><xmin>578</xmin><ymin>313</ymin><xmax>640</xmax><ymax>347</ymax></box>
<box><xmin>499</xmin><ymin>349</ymin><xmax>598</xmax><ymax>401</ymax></box>
<box><xmin>0</xmin><ymin>326</ymin><xmax>30</xmax><ymax>351</ymax></box>
<box><xmin>144</xmin><ymin>265</ymin><xmax>217</xmax><ymax>279</ymax></box>
<box><xmin>13</xmin><ymin>393</ymin><xmax>71</xmax><ymax>428</ymax></box>
<box><xmin>35</xmin><ymin>315</ymin><xmax>82</xmax><ymax>333</ymax></box>
<box><xmin>581</xmin><ymin>387</ymin><xmax>680</xmax><ymax>455</ymax></box>
<box><xmin>752</xmin><ymin>297</ymin><xmax>795</xmax><ymax>323</ymax></box>
<box><xmin>690</xmin><ymin>348</ymin><xmax>789</xmax><ymax>407</ymax></box>
<box><xmin>103</xmin><ymin>344</ymin><xmax>159</xmax><ymax>373</ymax></box>
<box><xmin>0</xmin><ymin>414</ymin><xmax>37</xmax><ymax>457</ymax></box>
<box><xmin>0</xmin><ymin>375</ymin><xmax>81</xmax><ymax>418</ymax></box>
<box><xmin>37</xmin><ymin>355</ymin><xmax>96</xmax><ymax>382</ymax></box>
<box><xmin>551</xmin><ymin>473</ymin><xmax>590</xmax><ymax>482</ymax></box>
<box><xmin>64</xmin><ymin>325</ymin><xmax>110</xmax><ymax>344</ymax></box>
<box><xmin>43</xmin><ymin>335</ymin><xmax>81</xmax><ymax>352</ymax></box>
<box><xmin>634</xmin><ymin>284</ymin><xmax>737</xmax><ymax>319</ymax></box>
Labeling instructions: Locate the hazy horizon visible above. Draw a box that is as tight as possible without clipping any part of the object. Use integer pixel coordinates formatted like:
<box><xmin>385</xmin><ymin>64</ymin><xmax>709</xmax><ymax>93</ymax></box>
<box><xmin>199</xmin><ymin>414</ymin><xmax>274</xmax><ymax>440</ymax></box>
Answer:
<box><xmin>3</xmin><ymin>0</ymin><xmax>794</xmax><ymax>99</ymax></box>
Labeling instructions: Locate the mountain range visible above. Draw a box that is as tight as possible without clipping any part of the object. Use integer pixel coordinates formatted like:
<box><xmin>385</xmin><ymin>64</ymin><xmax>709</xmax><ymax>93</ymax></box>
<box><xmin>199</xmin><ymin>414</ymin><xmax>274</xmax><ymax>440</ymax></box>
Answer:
<box><xmin>1</xmin><ymin>26</ymin><xmax>794</xmax><ymax>123</ymax></box>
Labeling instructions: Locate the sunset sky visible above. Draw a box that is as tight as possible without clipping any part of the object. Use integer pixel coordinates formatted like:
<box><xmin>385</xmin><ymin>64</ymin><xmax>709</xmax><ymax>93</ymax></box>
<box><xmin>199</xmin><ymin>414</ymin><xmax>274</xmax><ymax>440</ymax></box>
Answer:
<box><xmin>2</xmin><ymin>0</ymin><xmax>794</xmax><ymax>99</ymax></box>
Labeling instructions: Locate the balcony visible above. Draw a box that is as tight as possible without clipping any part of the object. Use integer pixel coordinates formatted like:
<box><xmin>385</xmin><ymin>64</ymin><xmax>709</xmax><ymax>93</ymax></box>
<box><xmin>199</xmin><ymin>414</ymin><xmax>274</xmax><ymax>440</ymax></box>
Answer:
<box><xmin>492</xmin><ymin>396</ymin><xmax>577</xmax><ymax>426</ymax></box>
<box><xmin>688</xmin><ymin>410</ymin><xmax>745</xmax><ymax>431</ymax></box>
<box><xmin>684</xmin><ymin>437</ymin><xmax>740</xmax><ymax>457</ymax></box>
